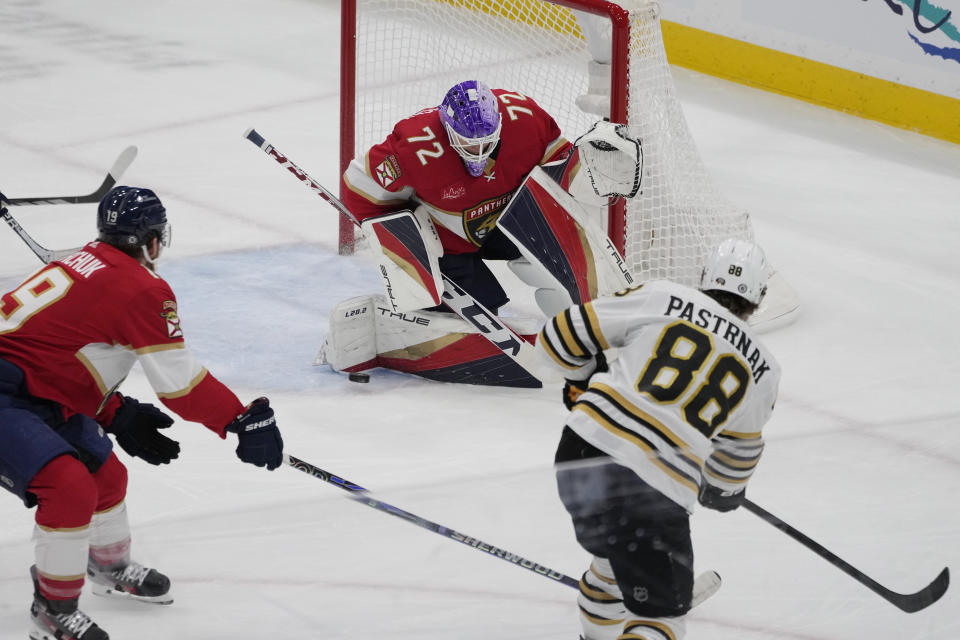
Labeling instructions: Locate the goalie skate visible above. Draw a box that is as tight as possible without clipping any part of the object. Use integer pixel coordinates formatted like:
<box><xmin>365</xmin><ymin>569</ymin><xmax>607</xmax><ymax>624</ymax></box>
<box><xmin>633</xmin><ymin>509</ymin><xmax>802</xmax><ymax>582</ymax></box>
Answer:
<box><xmin>87</xmin><ymin>560</ymin><xmax>173</xmax><ymax>605</ymax></box>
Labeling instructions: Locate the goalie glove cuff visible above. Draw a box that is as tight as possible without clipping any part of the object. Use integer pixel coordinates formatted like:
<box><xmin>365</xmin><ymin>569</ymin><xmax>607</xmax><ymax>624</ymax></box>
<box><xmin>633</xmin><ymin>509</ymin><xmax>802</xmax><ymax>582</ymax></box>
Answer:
<box><xmin>573</xmin><ymin>120</ymin><xmax>642</xmax><ymax>200</ymax></box>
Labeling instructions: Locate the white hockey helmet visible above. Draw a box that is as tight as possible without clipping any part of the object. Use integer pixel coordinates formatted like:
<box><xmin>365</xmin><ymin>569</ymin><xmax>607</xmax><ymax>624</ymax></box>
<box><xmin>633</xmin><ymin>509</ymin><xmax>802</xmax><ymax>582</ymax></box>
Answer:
<box><xmin>699</xmin><ymin>238</ymin><xmax>769</xmax><ymax>305</ymax></box>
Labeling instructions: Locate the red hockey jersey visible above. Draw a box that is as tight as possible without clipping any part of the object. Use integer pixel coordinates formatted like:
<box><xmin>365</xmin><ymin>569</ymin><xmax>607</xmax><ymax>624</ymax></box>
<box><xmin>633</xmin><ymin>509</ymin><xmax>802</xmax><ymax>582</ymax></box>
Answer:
<box><xmin>0</xmin><ymin>242</ymin><xmax>243</xmax><ymax>436</ymax></box>
<box><xmin>342</xmin><ymin>89</ymin><xmax>573</xmax><ymax>255</ymax></box>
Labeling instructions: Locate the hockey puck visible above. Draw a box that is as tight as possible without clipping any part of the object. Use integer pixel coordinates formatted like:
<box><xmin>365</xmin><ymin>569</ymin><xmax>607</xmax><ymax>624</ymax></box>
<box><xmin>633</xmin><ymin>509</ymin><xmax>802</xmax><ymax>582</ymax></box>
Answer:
<box><xmin>348</xmin><ymin>372</ymin><xmax>370</xmax><ymax>383</ymax></box>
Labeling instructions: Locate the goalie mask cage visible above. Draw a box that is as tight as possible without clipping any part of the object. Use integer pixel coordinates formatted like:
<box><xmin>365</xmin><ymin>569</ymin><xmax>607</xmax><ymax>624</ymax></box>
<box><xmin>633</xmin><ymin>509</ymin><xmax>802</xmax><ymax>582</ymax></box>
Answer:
<box><xmin>340</xmin><ymin>0</ymin><xmax>798</xmax><ymax>322</ymax></box>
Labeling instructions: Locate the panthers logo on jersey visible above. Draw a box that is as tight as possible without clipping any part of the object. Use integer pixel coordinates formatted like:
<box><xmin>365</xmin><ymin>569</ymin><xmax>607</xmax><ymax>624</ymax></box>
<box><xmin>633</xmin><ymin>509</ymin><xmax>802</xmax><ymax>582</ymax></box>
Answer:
<box><xmin>160</xmin><ymin>300</ymin><xmax>182</xmax><ymax>339</ymax></box>
<box><xmin>462</xmin><ymin>191</ymin><xmax>515</xmax><ymax>246</ymax></box>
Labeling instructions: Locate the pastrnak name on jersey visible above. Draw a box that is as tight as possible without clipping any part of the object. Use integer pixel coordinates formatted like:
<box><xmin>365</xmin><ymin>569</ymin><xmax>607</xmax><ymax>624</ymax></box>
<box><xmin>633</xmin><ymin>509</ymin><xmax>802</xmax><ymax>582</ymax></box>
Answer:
<box><xmin>664</xmin><ymin>295</ymin><xmax>771</xmax><ymax>383</ymax></box>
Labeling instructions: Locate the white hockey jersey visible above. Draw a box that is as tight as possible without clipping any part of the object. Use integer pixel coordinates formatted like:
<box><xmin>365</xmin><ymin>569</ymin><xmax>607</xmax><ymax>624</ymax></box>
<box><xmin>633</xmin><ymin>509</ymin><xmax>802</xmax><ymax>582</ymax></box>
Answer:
<box><xmin>538</xmin><ymin>280</ymin><xmax>781</xmax><ymax>511</ymax></box>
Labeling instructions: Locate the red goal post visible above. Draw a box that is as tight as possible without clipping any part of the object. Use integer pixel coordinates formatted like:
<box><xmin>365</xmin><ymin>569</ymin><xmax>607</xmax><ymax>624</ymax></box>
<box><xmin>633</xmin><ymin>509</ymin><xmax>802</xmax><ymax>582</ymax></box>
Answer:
<box><xmin>339</xmin><ymin>0</ymin><xmax>799</xmax><ymax>328</ymax></box>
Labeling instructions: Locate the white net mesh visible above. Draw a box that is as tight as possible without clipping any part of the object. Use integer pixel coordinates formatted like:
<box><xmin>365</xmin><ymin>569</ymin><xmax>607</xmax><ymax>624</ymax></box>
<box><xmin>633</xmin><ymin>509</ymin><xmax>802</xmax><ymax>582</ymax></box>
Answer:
<box><xmin>349</xmin><ymin>0</ymin><xmax>754</xmax><ymax>286</ymax></box>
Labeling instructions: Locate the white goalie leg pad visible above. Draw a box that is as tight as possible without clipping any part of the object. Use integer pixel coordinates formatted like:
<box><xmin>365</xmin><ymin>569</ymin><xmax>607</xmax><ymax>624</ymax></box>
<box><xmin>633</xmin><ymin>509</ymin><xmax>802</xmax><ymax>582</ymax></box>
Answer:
<box><xmin>317</xmin><ymin>295</ymin><xmax>378</xmax><ymax>372</ymax></box>
<box><xmin>359</xmin><ymin>209</ymin><xmax>443</xmax><ymax>313</ymax></box>
<box><xmin>373</xmin><ymin>305</ymin><xmax>483</xmax><ymax>357</ymax></box>
<box><xmin>573</xmin><ymin>120</ymin><xmax>643</xmax><ymax>201</ymax></box>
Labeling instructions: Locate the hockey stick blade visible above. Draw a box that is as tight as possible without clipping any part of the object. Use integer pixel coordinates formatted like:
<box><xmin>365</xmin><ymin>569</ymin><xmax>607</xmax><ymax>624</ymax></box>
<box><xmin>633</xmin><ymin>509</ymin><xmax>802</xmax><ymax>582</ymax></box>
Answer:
<box><xmin>1</xmin><ymin>207</ymin><xmax>81</xmax><ymax>263</ymax></box>
<box><xmin>744</xmin><ymin>499</ymin><xmax>950</xmax><ymax>613</ymax></box>
<box><xmin>1</xmin><ymin>146</ymin><xmax>138</xmax><ymax>206</ymax></box>
<box><xmin>285</xmin><ymin>454</ymin><xmax>721</xmax><ymax>606</ymax></box>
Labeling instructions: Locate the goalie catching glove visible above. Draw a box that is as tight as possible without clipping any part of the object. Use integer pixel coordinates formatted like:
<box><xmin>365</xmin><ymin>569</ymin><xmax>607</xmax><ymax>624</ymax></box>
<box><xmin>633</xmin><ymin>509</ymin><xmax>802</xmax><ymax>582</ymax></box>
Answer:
<box><xmin>573</xmin><ymin>119</ymin><xmax>642</xmax><ymax>200</ymax></box>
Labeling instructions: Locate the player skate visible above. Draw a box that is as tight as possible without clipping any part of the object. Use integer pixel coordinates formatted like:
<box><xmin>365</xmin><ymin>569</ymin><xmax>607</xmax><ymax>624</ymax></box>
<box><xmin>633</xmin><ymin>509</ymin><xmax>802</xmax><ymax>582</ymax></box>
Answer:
<box><xmin>29</xmin><ymin>566</ymin><xmax>109</xmax><ymax>640</ymax></box>
<box><xmin>87</xmin><ymin>558</ymin><xmax>173</xmax><ymax>605</ymax></box>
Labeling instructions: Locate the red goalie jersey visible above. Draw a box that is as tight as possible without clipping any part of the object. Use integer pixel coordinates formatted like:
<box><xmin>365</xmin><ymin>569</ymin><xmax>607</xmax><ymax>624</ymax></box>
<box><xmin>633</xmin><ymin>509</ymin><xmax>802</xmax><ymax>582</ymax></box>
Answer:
<box><xmin>342</xmin><ymin>89</ymin><xmax>574</xmax><ymax>255</ymax></box>
<box><xmin>0</xmin><ymin>242</ymin><xmax>243</xmax><ymax>435</ymax></box>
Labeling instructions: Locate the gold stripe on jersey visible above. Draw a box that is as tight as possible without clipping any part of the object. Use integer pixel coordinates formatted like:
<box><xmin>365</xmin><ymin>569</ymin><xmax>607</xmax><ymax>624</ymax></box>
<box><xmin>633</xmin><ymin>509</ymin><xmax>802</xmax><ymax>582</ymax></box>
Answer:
<box><xmin>580</xmin><ymin>302</ymin><xmax>610</xmax><ymax>351</ymax></box>
<box><xmin>563</xmin><ymin>308</ymin><xmax>591</xmax><ymax>356</ymax></box>
<box><xmin>343</xmin><ymin>169</ymin><xmax>409</xmax><ymax>208</ymax></box>
<box><xmin>579</xmin><ymin>579</ymin><xmax>621</xmax><ymax>602</ymax></box>
<box><xmin>703</xmin><ymin>464</ymin><xmax>750</xmax><ymax>485</ymax></box>
<box><xmin>538</xmin><ymin>327</ymin><xmax>583</xmax><ymax>370</ymax></box>
<box><xmin>135</xmin><ymin>342</ymin><xmax>185</xmax><ymax>355</ymax></box>
<box><xmin>718</xmin><ymin>428</ymin><xmax>762</xmax><ymax>439</ymax></box>
<box><xmin>554</xmin><ymin>310</ymin><xmax>587</xmax><ymax>358</ymax></box>
<box><xmin>572</xmin><ymin>401</ymin><xmax>700</xmax><ymax>494</ymax></box>
<box><xmin>37</xmin><ymin>523</ymin><xmax>90</xmax><ymax>533</ymax></box>
<box><xmin>707</xmin><ymin>432</ymin><xmax>763</xmax><ymax>485</ymax></box>
<box><xmin>578</xmin><ymin>606</ymin><xmax>624</xmax><ymax>626</ymax></box>
<box><xmin>709</xmin><ymin>448</ymin><xmax>760</xmax><ymax>470</ymax></box>
<box><xmin>35</xmin><ymin>570</ymin><xmax>87</xmax><ymax>582</ymax></box>
<box><xmin>623</xmin><ymin>619</ymin><xmax>677</xmax><ymax>640</ymax></box>
<box><xmin>589</xmin><ymin>383</ymin><xmax>704</xmax><ymax>471</ymax></box>
<box><xmin>155</xmin><ymin>368</ymin><xmax>208</xmax><ymax>399</ymax></box>
<box><xmin>93</xmin><ymin>500</ymin><xmax>125</xmax><ymax>515</ymax></box>
<box><xmin>75</xmin><ymin>350</ymin><xmax>110</xmax><ymax>396</ymax></box>
<box><xmin>540</xmin><ymin>136</ymin><xmax>570</xmax><ymax>164</ymax></box>
<box><xmin>589</xmin><ymin>560</ymin><xmax>618</xmax><ymax>585</ymax></box>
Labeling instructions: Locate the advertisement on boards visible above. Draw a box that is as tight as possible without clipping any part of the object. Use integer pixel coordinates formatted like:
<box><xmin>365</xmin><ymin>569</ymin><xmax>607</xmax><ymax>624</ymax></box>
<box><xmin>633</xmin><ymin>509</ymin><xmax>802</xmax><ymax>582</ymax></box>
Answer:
<box><xmin>659</xmin><ymin>0</ymin><xmax>959</xmax><ymax>99</ymax></box>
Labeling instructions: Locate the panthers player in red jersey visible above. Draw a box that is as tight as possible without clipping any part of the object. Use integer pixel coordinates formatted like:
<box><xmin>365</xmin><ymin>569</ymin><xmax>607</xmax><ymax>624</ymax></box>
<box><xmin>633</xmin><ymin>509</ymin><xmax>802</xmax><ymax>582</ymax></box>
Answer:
<box><xmin>326</xmin><ymin>80</ymin><xmax>642</xmax><ymax>385</ymax></box>
<box><xmin>0</xmin><ymin>187</ymin><xmax>284</xmax><ymax>640</ymax></box>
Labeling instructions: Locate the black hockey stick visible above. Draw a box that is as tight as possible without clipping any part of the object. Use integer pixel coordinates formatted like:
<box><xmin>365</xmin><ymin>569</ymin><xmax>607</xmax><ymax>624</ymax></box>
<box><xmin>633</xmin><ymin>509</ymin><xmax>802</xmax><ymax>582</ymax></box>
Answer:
<box><xmin>285</xmin><ymin>453</ymin><xmax>577</xmax><ymax>588</ymax></box>
<box><xmin>242</xmin><ymin>127</ymin><xmax>543</xmax><ymax>384</ymax></box>
<box><xmin>744</xmin><ymin>499</ymin><xmax>949</xmax><ymax>613</ymax></box>
<box><xmin>0</xmin><ymin>146</ymin><xmax>138</xmax><ymax>206</ymax></box>
<box><xmin>286</xmin><ymin>453</ymin><xmax>724</xmax><ymax>603</ymax></box>
<box><xmin>1</xmin><ymin>206</ymin><xmax>80</xmax><ymax>263</ymax></box>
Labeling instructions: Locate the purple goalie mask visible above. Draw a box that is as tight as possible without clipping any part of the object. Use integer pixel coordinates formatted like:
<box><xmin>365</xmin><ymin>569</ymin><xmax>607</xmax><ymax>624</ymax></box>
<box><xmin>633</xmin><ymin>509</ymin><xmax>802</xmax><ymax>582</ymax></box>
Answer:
<box><xmin>438</xmin><ymin>80</ymin><xmax>502</xmax><ymax>177</ymax></box>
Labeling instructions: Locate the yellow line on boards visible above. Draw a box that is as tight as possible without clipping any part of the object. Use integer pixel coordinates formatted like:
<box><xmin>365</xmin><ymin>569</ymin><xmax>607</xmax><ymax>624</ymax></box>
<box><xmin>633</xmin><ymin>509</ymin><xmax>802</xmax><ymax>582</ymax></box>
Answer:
<box><xmin>661</xmin><ymin>20</ymin><xmax>960</xmax><ymax>145</ymax></box>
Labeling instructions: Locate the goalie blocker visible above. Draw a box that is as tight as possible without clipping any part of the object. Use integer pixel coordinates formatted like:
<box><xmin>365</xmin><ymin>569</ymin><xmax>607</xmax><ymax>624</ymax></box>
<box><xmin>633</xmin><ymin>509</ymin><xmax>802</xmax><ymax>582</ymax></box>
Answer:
<box><xmin>361</xmin><ymin>209</ymin><xmax>443</xmax><ymax>313</ymax></box>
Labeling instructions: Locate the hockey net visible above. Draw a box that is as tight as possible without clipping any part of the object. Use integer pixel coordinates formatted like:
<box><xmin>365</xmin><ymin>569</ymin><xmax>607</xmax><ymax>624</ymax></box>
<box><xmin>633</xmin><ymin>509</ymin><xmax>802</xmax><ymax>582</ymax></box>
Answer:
<box><xmin>340</xmin><ymin>0</ymin><xmax>799</xmax><ymax>329</ymax></box>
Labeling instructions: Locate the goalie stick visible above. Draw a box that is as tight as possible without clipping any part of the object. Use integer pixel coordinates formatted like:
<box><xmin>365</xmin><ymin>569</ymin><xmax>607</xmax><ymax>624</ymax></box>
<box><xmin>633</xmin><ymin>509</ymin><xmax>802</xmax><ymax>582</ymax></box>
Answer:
<box><xmin>242</xmin><ymin>128</ymin><xmax>543</xmax><ymax>383</ymax></box>
<box><xmin>744</xmin><ymin>499</ymin><xmax>949</xmax><ymax>613</ymax></box>
<box><xmin>0</xmin><ymin>146</ymin><xmax>137</xmax><ymax>206</ymax></box>
<box><xmin>285</xmin><ymin>453</ymin><xmax>721</xmax><ymax>605</ymax></box>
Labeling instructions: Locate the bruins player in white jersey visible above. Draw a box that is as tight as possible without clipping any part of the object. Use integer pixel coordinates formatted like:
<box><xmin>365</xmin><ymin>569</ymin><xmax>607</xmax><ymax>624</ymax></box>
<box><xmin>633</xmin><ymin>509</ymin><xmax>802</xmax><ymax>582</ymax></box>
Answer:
<box><xmin>537</xmin><ymin>239</ymin><xmax>780</xmax><ymax>640</ymax></box>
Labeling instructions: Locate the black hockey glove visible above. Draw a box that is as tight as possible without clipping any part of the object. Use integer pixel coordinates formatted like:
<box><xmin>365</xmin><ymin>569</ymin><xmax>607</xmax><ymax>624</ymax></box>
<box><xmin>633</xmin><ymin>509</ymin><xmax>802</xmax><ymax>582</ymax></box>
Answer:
<box><xmin>109</xmin><ymin>396</ymin><xmax>180</xmax><ymax>465</ymax></box>
<box><xmin>562</xmin><ymin>352</ymin><xmax>608</xmax><ymax>411</ymax></box>
<box><xmin>697</xmin><ymin>482</ymin><xmax>745</xmax><ymax>513</ymax></box>
<box><xmin>225</xmin><ymin>397</ymin><xmax>283</xmax><ymax>471</ymax></box>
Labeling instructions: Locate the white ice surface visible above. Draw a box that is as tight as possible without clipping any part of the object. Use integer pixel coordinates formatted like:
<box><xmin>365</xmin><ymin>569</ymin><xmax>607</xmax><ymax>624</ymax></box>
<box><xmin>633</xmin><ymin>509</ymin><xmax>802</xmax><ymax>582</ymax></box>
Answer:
<box><xmin>1</xmin><ymin>1</ymin><xmax>959</xmax><ymax>638</ymax></box>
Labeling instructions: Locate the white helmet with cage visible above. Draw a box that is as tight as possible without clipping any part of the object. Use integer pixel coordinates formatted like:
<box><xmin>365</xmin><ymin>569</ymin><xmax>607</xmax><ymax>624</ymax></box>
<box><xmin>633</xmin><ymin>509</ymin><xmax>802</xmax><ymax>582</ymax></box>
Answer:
<box><xmin>699</xmin><ymin>238</ymin><xmax>769</xmax><ymax>305</ymax></box>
